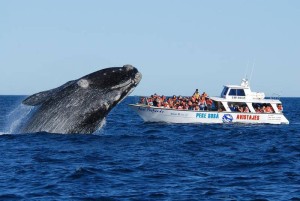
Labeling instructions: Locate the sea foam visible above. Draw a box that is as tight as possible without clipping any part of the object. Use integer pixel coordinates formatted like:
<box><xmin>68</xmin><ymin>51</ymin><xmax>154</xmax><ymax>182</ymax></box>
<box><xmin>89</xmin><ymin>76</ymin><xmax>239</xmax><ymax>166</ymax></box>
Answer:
<box><xmin>5</xmin><ymin>104</ymin><xmax>35</xmax><ymax>134</ymax></box>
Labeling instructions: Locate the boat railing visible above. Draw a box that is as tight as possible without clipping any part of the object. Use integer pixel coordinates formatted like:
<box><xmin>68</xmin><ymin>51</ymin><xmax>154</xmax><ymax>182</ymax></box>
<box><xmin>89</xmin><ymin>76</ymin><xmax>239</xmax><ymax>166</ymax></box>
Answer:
<box><xmin>266</xmin><ymin>93</ymin><xmax>281</xmax><ymax>100</ymax></box>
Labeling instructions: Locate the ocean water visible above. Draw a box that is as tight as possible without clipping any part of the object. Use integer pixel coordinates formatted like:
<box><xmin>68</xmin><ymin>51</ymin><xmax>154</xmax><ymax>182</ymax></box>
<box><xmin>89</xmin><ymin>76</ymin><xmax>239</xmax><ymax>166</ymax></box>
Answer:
<box><xmin>0</xmin><ymin>95</ymin><xmax>299</xmax><ymax>201</ymax></box>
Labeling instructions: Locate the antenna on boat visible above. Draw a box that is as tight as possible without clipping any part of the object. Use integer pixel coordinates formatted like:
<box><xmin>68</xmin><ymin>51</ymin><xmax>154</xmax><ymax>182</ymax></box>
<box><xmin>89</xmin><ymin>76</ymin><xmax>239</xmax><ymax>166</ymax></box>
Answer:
<box><xmin>241</xmin><ymin>59</ymin><xmax>250</xmax><ymax>87</ymax></box>
<box><xmin>244</xmin><ymin>59</ymin><xmax>250</xmax><ymax>80</ymax></box>
<box><xmin>249</xmin><ymin>59</ymin><xmax>255</xmax><ymax>84</ymax></box>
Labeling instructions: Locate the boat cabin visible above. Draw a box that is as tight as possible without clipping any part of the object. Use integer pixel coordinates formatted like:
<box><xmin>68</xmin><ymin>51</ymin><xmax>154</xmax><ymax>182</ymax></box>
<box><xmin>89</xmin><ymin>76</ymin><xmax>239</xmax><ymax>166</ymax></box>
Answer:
<box><xmin>220</xmin><ymin>79</ymin><xmax>265</xmax><ymax>100</ymax></box>
<box><xmin>210</xmin><ymin>79</ymin><xmax>283</xmax><ymax>114</ymax></box>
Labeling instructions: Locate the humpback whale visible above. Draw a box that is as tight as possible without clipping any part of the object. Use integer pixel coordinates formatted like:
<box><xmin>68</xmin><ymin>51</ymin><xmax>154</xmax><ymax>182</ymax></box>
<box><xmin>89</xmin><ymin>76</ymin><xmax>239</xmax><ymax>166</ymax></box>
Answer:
<box><xmin>21</xmin><ymin>65</ymin><xmax>142</xmax><ymax>134</ymax></box>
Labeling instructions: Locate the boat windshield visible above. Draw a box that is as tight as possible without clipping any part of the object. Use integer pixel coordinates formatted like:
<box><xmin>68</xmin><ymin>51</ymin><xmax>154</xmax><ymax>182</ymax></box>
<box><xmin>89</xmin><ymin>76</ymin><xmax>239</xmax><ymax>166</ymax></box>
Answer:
<box><xmin>221</xmin><ymin>87</ymin><xmax>229</xmax><ymax>97</ymax></box>
<box><xmin>228</xmin><ymin>89</ymin><xmax>245</xmax><ymax>96</ymax></box>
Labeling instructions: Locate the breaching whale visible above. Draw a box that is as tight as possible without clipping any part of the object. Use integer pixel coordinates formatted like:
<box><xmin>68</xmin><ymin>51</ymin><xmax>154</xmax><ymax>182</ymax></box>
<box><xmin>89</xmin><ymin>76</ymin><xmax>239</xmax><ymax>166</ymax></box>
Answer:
<box><xmin>21</xmin><ymin>65</ymin><xmax>142</xmax><ymax>134</ymax></box>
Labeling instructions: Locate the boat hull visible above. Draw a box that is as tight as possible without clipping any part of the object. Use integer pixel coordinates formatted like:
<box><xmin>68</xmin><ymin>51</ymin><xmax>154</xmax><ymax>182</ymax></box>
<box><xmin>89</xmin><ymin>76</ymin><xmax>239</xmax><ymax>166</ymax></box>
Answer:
<box><xmin>129</xmin><ymin>104</ymin><xmax>289</xmax><ymax>124</ymax></box>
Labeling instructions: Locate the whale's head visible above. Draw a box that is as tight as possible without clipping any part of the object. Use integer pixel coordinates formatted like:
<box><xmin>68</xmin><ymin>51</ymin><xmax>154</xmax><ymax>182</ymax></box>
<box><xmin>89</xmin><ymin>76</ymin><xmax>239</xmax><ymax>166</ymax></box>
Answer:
<box><xmin>22</xmin><ymin>65</ymin><xmax>142</xmax><ymax>134</ymax></box>
<box><xmin>78</xmin><ymin>64</ymin><xmax>142</xmax><ymax>103</ymax></box>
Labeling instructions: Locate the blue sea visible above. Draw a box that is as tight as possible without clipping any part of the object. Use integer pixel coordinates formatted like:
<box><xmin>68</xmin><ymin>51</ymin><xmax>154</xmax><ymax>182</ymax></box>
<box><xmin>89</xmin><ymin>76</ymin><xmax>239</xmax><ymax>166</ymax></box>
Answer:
<box><xmin>0</xmin><ymin>96</ymin><xmax>299</xmax><ymax>201</ymax></box>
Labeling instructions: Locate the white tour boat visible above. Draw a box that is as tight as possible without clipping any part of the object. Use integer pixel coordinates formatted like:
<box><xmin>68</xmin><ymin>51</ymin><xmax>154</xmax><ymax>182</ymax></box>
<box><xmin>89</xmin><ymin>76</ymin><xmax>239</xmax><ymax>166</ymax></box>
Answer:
<box><xmin>129</xmin><ymin>79</ymin><xmax>289</xmax><ymax>124</ymax></box>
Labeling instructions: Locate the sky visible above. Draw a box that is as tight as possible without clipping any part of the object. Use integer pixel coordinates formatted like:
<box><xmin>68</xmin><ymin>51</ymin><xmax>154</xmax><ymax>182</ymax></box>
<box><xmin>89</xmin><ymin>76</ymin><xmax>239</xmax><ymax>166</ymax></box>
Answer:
<box><xmin>1</xmin><ymin>0</ymin><xmax>299</xmax><ymax>97</ymax></box>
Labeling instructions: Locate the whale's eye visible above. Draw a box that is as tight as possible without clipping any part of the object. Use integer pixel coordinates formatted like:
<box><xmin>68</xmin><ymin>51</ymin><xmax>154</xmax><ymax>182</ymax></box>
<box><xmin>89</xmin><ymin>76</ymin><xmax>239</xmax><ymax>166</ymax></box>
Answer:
<box><xmin>77</xmin><ymin>79</ymin><xmax>89</xmax><ymax>88</ymax></box>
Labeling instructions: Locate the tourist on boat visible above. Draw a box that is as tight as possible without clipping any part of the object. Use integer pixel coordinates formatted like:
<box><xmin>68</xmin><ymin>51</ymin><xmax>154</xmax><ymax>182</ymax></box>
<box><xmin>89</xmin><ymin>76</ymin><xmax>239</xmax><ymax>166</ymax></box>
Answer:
<box><xmin>191</xmin><ymin>96</ymin><xmax>196</xmax><ymax>103</ymax></box>
<box><xmin>172</xmin><ymin>95</ymin><xmax>177</xmax><ymax>102</ymax></box>
<box><xmin>229</xmin><ymin>104</ymin><xmax>235</xmax><ymax>112</ymax></box>
<box><xmin>177</xmin><ymin>103</ymin><xmax>183</xmax><ymax>110</ymax></box>
<box><xmin>198</xmin><ymin>96</ymin><xmax>207</xmax><ymax>110</ymax></box>
<box><xmin>277</xmin><ymin>104</ymin><xmax>283</xmax><ymax>112</ymax></box>
<box><xmin>167</xmin><ymin>98</ymin><xmax>174</xmax><ymax>108</ymax></box>
<box><xmin>261</xmin><ymin>106</ymin><xmax>266</xmax><ymax>113</ymax></box>
<box><xmin>146</xmin><ymin>97</ymin><xmax>153</xmax><ymax>106</ymax></box>
<box><xmin>206</xmin><ymin>98</ymin><xmax>213</xmax><ymax>111</ymax></box>
<box><xmin>238</xmin><ymin>106</ymin><xmax>244</xmax><ymax>112</ymax></box>
<box><xmin>265</xmin><ymin>105</ymin><xmax>274</xmax><ymax>113</ymax></box>
<box><xmin>187</xmin><ymin>100</ymin><xmax>193</xmax><ymax>110</ymax></box>
<box><xmin>193</xmin><ymin>89</ymin><xmax>200</xmax><ymax>99</ymax></box>
<box><xmin>255</xmin><ymin>107</ymin><xmax>262</xmax><ymax>113</ymax></box>
<box><xmin>194</xmin><ymin>105</ymin><xmax>200</xmax><ymax>111</ymax></box>
<box><xmin>152</xmin><ymin>97</ymin><xmax>158</xmax><ymax>106</ymax></box>
<box><xmin>244</xmin><ymin>106</ymin><xmax>250</xmax><ymax>113</ymax></box>
<box><xmin>202</xmin><ymin>92</ymin><xmax>208</xmax><ymax>98</ymax></box>
<box><xmin>172</xmin><ymin>103</ymin><xmax>177</xmax><ymax>109</ymax></box>
<box><xmin>139</xmin><ymin>97</ymin><xmax>146</xmax><ymax>104</ymax></box>
<box><xmin>180</xmin><ymin>101</ymin><xmax>187</xmax><ymax>110</ymax></box>
<box><xmin>163</xmin><ymin>102</ymin><xmax>170</xmax><ymax>108</ymax></box>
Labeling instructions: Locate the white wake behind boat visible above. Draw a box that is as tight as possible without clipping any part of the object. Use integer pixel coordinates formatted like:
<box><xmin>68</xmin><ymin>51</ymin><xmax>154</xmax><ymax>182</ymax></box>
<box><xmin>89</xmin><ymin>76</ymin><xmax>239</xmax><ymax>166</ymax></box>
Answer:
<box><xmin>129</xmin><ymin>79</ymin><xmax>289</xmax><ymax>124</ymax></box>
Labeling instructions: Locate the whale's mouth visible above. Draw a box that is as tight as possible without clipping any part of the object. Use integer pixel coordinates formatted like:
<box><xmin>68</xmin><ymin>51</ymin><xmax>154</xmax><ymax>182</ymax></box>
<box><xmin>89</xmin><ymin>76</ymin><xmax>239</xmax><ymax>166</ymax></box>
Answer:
<box><xmin>111</xmin><ymin>72</ymin><xmax>142</xmax><ymax>90</ymax></box>
<box><xmin>134</xmin><ymin>72</ymin><xmax>142</xmax><ymax>86</ymax></box>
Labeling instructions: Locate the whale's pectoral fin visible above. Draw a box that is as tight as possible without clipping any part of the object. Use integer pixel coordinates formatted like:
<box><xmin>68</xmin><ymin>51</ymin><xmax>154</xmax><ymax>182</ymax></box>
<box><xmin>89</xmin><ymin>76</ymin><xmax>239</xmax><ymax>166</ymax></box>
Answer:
<box><xmin>22</xmin><ymin>80</ymin><xmax>75</xmax><ymax>106</ymax></box>
<box><xmin>22</xmin><ymin>90</ymin><xmax>56</xmax><ymax>106</ymax></box>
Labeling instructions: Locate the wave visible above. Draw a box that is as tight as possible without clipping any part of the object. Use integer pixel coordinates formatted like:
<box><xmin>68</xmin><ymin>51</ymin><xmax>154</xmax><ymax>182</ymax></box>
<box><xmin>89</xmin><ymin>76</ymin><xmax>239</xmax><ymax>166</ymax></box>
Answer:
<box><xmin>4</xmin><ymin>104</ymin><xmax>35</xmax><ymax>134</ymax></box>
<box><xmin>68</xmin><ymin>167</ymin><xmax>98</xmax><ymax>179</ymax></box>
<box><xmin>93</xmin><ymin>118</ymin><xmax>107</xmax><ymax>135</ymax></box>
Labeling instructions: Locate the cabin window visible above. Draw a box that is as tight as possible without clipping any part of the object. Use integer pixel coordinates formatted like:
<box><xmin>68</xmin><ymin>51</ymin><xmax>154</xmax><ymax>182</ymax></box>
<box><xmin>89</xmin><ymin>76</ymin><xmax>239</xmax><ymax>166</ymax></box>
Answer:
<box><xmin>212</xmin><ymin>101</ymin><xmax>225</xmax><ymax>112</ymax></box>
<box><xmin>228</xmin><ymin>102</ymin><xmax>248</xmax><ymax>112</ymax></box>
<box><xmin>252</xmin><ymin>103</ymin><xmax>274</xmax><ymax>113</ymax></box>
<box><xmin>237</xmin><ymin>89</ymin><xmax>245</xmax><ymax>96</ymax></box>
<box><xmin>221</xmin><ymin>87</ymin><xmax>229</xmax><ymax>97</ymax></box>
<box><xmin>228</xmin><ymin>89</ymin><xmax>245</xmax><ymax>96</ymax></box>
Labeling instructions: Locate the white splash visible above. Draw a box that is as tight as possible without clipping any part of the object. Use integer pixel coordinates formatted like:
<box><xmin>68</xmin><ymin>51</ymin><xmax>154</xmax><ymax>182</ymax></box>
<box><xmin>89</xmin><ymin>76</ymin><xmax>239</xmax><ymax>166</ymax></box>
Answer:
<box><xmin>5</xmin><ymin>104</ymin><xmax>34</xmax><ymax>134</ymax></box>
<box><xmin>93</xmin><ymin>118</ymin><xmax>107</xmax><ymax>135</ymax></box>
